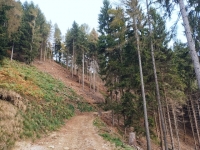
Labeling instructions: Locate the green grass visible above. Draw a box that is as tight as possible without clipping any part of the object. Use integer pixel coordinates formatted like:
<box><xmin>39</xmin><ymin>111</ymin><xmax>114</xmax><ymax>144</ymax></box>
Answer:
<box><xmin>0</xmin><ymin>59</ymin><xmax>79</xmax><ymax>148</ymax></box>
<box><xmin>93</xmin><ymin>117</ymin><xmax>134</xmax><ymax>150</ymax></box>
<box><xmin>77</xmin><ymin>101</ymin><xmax>94</xmax><ymax>112</ymax></box>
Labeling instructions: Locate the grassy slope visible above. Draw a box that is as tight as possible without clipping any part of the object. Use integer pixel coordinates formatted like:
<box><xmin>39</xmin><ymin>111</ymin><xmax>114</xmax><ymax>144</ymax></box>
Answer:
<box><xmin>0</xmin><ymin>59</ymin><xmax>133</xmax><ymax>150</ymax></box>
<box><xmin>0</xmin><ymin>59</ymin><xmax>77</xmax><ymax>149</ymax></box>
<box><xmin>93</xmin><ymin>117</ymin><xmax>134</xmax><ymax>150</ymax></box>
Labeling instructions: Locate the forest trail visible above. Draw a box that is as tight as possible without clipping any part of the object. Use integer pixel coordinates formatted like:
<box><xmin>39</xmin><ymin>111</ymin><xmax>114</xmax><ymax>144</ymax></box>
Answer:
<box><xmin>13</xmin><ymin>113</ymin><xmax>114</xmax><ymax>150</ymax></box>
<box><xmin>12</xmin><ymin>60</ymin><xmax>115</xmax><ymax>150</ymax></box>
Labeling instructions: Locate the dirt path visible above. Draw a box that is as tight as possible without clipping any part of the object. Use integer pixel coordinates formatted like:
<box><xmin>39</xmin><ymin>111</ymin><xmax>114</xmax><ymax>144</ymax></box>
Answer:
<box><xmin>13</xmin><ymin>113</ymin><xmax>114</xmax><ymax>150</ymax></box>
<box><xmin>12</xmin><ymin>60</ymin><xmax>115</xmax><ymax>150</ymax></box>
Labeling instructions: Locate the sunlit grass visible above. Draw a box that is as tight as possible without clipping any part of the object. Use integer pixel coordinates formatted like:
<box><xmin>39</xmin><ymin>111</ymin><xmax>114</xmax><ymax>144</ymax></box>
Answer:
<box><xmin>0</xmin><ymin>59</ymin><xmax>77</xmax><ymax>148</ymax></box>
<box><xmin>93</xmin><ymin>117</ymin><xmax>134</xmax><ymax>150</ymax></box>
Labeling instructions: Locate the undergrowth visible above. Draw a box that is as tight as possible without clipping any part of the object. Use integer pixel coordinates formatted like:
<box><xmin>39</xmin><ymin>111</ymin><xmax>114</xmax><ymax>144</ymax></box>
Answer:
<box><xmin>0</xmin><ymin>59</ymin><xmax>79</xmax><ymax>149</ymax></box>
<box><xmin>93</xmin><ymin>117</ymin><xmax>134</xmax><ymax>150</ymax></box>
<box><xmin>77</xmin><ymin>101</ymin><xmax>94</xmax><ymax>112</ymax></box>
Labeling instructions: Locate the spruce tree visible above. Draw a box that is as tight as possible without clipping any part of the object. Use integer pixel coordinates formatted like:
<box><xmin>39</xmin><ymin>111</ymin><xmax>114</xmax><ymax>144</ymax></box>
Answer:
<box><xmin>157</xmin><ymin>0</ymin><xmax>200</xmax><ymax>90</ymax></box>
<box><xmin>0</xmin><ymin>4</ymin><xmax>12</xmax><ymax>61</ymax></box>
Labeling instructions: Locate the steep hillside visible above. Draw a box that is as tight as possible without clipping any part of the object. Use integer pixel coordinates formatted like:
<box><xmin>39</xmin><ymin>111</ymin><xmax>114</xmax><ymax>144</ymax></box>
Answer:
<box><xmin>33</xmin><ymin>60</ymin><xmax>105</xmax><ymax>105</ymax></box>
<box><xmin>32</xmin><ymin>61</ymin><xmax>196</xmax><ymax>150</ymax></box>
<box><xmin>0</xmin><ymin>59</ymin><xmax>84</xmax><ymax>149</ymax></box>
<box><xmin>0</xmin><ymin>59</ymin><xmax>133</xmax><ymax>150</ymax></box>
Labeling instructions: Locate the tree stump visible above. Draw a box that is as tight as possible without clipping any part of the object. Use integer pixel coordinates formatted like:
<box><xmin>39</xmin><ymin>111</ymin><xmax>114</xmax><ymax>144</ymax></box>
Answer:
<box><xmin>129</xmin><ymin>132</ymin><xmax>136</xmax><ymax>146</ymax></box>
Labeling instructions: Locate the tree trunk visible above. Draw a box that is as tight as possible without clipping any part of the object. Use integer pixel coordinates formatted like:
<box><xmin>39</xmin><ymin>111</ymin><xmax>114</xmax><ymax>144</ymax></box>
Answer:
<box><xmin>197</xmin><ymin>100</ymin><xmax>200</xmax><ymax>123</ymax></box>
<box><xmin>116</xmin><ymin>90</ymin><xmax>120</xmax><ymax>125</ymax></box>
<box><xmin>97</xmin><ymin>76</ymin><xmax>99</xmax><ymax>92</ymax></box>
<box><xmin>182</xmin><ymin>107</ymin><xmax>186</xmax><ymax>142</ymax></box>
<box><xmin>134</xmin><ymin>16</ymin><xmax>151</xmax><ymax>150</ymax></box>
<box><xmin>111</xmin><ymin>90</ymin><xmax>114</xmax><ymax>126</ymax></box>
<box><xmin>82</xmin><ymin>51</ymin><xmax>84</xmax><ymax>90</ymax></box>
<box><xmin>158</xmin><ymin>107</ymin><xmax>164</xmax><ymax>150</ymax></box>
<box><xmin>162</xmin><ymin>72</ymin><xmax>174</xmax><ymax>149</ymax></box>
<box><xmin>166</xmin><ymin>102</ymin><xmax>175</xmax><ymax>149</ymax></box>
<box><xmin>154</xmin><ymin>111</ymin><xmax>159</xmax><ymax>139</ymax></box>
<box><xmin>79</xmin><ymin>74</ymin><xmax>81</xmax><ymax>84</ymax></box>
<box><xmin>145</xmin><ymin>0</ymin><xmax>168</xmax><ymax>149</ymax></box>
<box><xmin>51</xmin><ymin>47</ymin><xmax>53</xmax><ymax>61</ymax></box>
<box><xmin>40</xmin><ymin>42</ymin><xmax>43</xmax><ymax>61</ymax></box>
<box><xmin>43</xmin><ymin>43</ymin><xmax>46</xmax><ymax>61</ymax></box>
<box><xmin>190</xmin><ymin>97</ymin><xmax>200</xmax><ymax>145</ymax></box>
<box><xmin>187</xmin><ymin>100</ymin><xmax>198</xmax><ymax>149</ymax></box>
<box><xmin>172</xmin><ymin>103</ymin><xmax>180</xmax><ymax>150</ymax></box>
<box><xmin>66</xmin><ymin>53</ymin><xmax>68</xmax><ymax>70</ymax></box>
<box><xmin>87</xmin><ymin>62</ymin><xmax>89</xmax><ymax>81</ymax></box>
<box><xmin>72</xmin><ymin>39</ymin><xmax>74</xmax><ymax>78</ymax></box>
<box><xmin>94</xmin><ymin>71</ymin><xmax>96</xmax><ymax>92</ymax></box>
<box><xmin>151</xmin><ymin>29</ymin><xmax>168</xmax><ymax>149</ymax></box>
<box><xmin>30</xmin><ymin>44</ymin><xmax>33</xmax><ymax>64</ymax></box>
<box><xmin>90</xmin><ymin>72</ymin><xmax>92</xmax><ymax>91</ymax></box>
<box><xmin>11</xmin><ymin>41</ymin><xmax>14</xmax><ymax>61</ymax></box>
<box><xmin>162</xmin><ymin>106</ymin><xmax>168</xmax><ymax>135</ymax></box>
<box><xmin>179</xmin><ymin>0</ymin><xmax>200</xmax><ymax>89</ymax></box>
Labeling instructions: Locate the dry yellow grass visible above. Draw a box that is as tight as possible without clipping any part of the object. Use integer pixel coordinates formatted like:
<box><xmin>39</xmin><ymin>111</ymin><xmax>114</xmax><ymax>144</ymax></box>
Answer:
<box><xmin>0</xmin><ymin>100</ymin><xmax>22</xmax><ymax>150</ymax></box>
<box><xmin>0</xmin><ymin>67</ymin><xmax>43</xmax><ymax>99</ymax></box>
<box><xmin>0</xmin><ymin>88</ymin><xmax>26</xmax><ymax>111</ymax></box>
<box><xmin>0</xmin><ymin>88</ymin><xmax>26</xmax><ymax>149</ymax></box>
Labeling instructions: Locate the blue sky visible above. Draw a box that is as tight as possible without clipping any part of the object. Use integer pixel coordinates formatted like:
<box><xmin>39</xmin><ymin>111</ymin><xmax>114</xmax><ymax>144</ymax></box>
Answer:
<box><xmin>19</xmin><ymin>0</ymin><xmax>186</xmax><ymax>44</ymax></box>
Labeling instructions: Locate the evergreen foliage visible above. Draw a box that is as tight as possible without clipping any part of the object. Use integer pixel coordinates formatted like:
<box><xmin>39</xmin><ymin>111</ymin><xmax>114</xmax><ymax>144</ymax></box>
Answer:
<box><xmin>0</xmin><ymin>0</ymin><xmax>200</xmax><ymax>148</ymax></box>
<box><xmin>97</xmin><ymin>0</ymin><xmax>197</xmax><ymax>143</ymax></box>
<box><xmin>0</xmin><ymin>1</ymin><xmax>51</xmax><ymax>64</ymax></box>
<box><xmin>0</xmin><ymin>4</ymin><xmax>11</xmax><ymax>61</ymax></box>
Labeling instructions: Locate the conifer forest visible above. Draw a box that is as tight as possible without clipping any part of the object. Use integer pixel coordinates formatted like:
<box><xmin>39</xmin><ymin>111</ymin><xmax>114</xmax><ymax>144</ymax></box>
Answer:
<box><xmin>0</xmin><ymin>0</ymin><xmax>200</xmax><ymax>149</ymax></box>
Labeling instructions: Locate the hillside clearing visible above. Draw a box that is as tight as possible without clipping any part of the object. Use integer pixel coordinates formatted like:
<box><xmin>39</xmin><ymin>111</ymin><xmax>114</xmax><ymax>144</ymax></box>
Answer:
<box><xmin>0</xmin><ymin>59</ymin><xmax>132</xmax><ymax>150</ymax></box>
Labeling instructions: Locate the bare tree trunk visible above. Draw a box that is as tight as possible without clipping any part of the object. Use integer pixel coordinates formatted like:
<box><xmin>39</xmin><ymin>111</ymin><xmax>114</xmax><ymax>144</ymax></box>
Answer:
<box><xmin>43</xmin><ymin>43</ymin><xmax>46</xmax><ymax>61</ymax></box>
<box><xmin>158</xmin><ymin>107</ymin><xmax>164</xmax><ymax>150</ymax></box>
<box><xmin>72</xmin><ymin>39</ymin><xmax>74</xmax><ymax>78</ymax></box>
<box><xmin>172</xmin><ymin>103</ymin><xmax>180</xmax><ymax>150</ymax></box>
<box><xmin>190</xmin><ymin>98</ymin><xmax>200</xmax><ymax>145</ymax></box>
<box><xmin>187</xmin><ymin>100</ymin><xmax>198</xmax><ymax>149</ymax></box>
<box><xmin>94</xmin><ymin>71</ymin><xmax>96</xmax><ymax>92</ymax></box>
<box><xmin>197</xmin><ymin>99</ymin><xmax>200</xmax><ymax>147</ymax></box>
<box><xmin>79</xmin><ymin>74</ymin><xmax>81</xmax><ymax>84</ymax></box>
<box><xmin>51</xmin><ymin>47</ymin><xmax>53</xmax><ymax>61</ymax></box>
<box><xmin>197</xmin><ymin>100</ymin><xmax>200</xmax><ymax>123</ymax></box>
<box><xmin>87</xmin><ymin>62</ymin><xmax>89</xmax><ymax>81</ymax></box>
<box><xmin>151</xmin><ymin>31</ymin><xmax>168</xmax><ymax>150</ymax></box>
<box><xmin>90</xmin><ymin>72</ymin><xmax>92</xmax><ymax>91</ymax></box>
<box><xmin>145</xmin><ymin>0</ymin><xmax>168</xmax><ymax>149</ymax></box>
<box><xmin>154</xmin><ymin>111</ymin><xmax>159</xmax><ymax>139</ymax></box>
<box><xmin>115</xmin><ymin>89</ymin><xmax>120</xmax><ymax>125</ymax></box>
<box><xmin>82</xmin><ymin>52</ymin><xmax>84</xmax><ymax>90</ymax></box>
<box><xmin>40</xmin><ymin>43</ymin><xmax>43</xmax><ymax>61</ymax></box>
<box><xmin>30</xmin><ymin>44</ymin><xmax>33</xmax><ymax>64</ymax></box>
<box><xmin>111</xmin><ymin>90</ymin><xmax>114</xmax><ymax>126</ymax></box>
<box><xmin>182</xmin><ymin>107</ymin><xmax>186</xmax><ymax>142</ymax></box>
<box><xmin>166</xmin><ymin>102</ymin><xmax>175</xmax><ymax>149</ymax></box>
<box><xmin>162</xmin><ymin>106</ymin><xmax>168</xmax><ymax>135</ymax></box>
<box><xmin>11</xmin><ymin>42</ymin><xmax>14</xmax><ymax>61</ymax></box>
<box><xmin>179</xmin><ymin>0</ymin><xmax>200</xmax><ymax>89</ymax></box>
<box><xmin>66</xmin><ymin>53</ymin><xmax>68</xmax><ymax>70</ymax></box>
<box><xmin>97</xmin><ymin>76</ymin><xmax>99</xmax><ymax>92</ymax></box>
<box><xmin>162</xmin><ymin>72</ymin><xmax>174</xmax><ymax>149</ymax></box>
<box><xmin>61</xmin><ymin>50</ymin><xmax>63</xmax><ymax>64</ymax></box>
<box><xmin>134</xmin><ymin>16</ymin><xmax>151</xmax><ymax>149</ymax></box>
